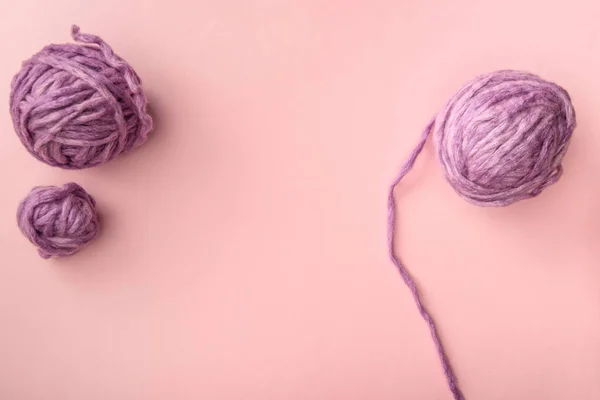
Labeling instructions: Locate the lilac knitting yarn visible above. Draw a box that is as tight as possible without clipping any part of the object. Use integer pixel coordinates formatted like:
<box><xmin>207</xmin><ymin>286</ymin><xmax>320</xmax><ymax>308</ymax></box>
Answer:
<box><xmin>436</xmin><ymin>70</ymin><xmax>575</xmax><ymax>206</ymax></box>
<box><xmin>388</xmin><ymin>70</ymin><xmax>575</xmax><ymax>400</ymax></box>
<box><xmin>17</xmin><ymin>183</ymin><xmax>99</xmax><ymax>259</ymax></box>
<box><xmin>9</xmin><ymin>25</ymin><xmax>152</xmax><ymax>169</ymax></box>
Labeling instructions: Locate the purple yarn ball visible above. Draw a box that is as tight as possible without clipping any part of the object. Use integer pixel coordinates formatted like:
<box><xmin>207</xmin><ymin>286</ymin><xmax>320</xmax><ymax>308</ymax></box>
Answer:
<box><xmin>17</xmin><ymin>183</ymin><xmax>99</xmax><ymax>259</ymax></box>
<box><xmin>434</xmin><ymin>70</ymin><xmax>576</xmax><ymax>206</ymax></box>
<box><xmin>9</xmin><ymin>25</ymin><xmax>153</xmax><ymax>169</ymax></box>
<box><xmin>387</xmin><ymin>70</ymin><xmax>577</xmax><ymax>400</ymax></box>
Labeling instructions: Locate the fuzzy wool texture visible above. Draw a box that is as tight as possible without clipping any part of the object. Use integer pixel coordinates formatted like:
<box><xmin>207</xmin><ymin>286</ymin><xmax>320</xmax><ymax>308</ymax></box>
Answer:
<box><xmin>9</xmin><ymin>25</ymin><xmax>153</xmax><ymax>169</ymax></box>
<box><xmin>388</xmin><ymin>70</ymin><xmax>576</xmax><ymax>400</ymax></box>
<box><xmin>17</xmin><ymin>183</ymin><xmax>99</xmax><ymax>259</ymax></box>
<box><xmin>435</xmin><ymin>69</ymin><xmax>576</xmax><ymax>206</ymax></box>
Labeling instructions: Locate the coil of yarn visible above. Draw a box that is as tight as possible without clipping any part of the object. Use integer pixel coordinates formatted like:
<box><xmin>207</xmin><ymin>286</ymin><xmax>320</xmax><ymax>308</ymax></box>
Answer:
<box><xmin>9</xmin><ymin>25</ymin><xmax>153</xmax><ymax>169</ymax></box>
<box><xmin>17</xmin><ymin>183</ymin><xmax>99</xmax><ymax>259</ymax></box>
<box><xmin>388</xmin><ymin>70</ymin><xmax>576</xmax><ymax>400</ymax></box>
<box><xmin>434</xmin><ymin>70</ymin><xmax>575</xmax><ymax>206</ymax></box>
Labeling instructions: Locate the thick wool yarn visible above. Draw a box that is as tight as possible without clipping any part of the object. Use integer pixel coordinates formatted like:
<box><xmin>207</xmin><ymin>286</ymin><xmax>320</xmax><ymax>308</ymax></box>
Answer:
<box><xmin>388</xmin><ymin>70</ymin><xmax>575</xmax><ymax>400</ymax></box>
<box><xmin>9</xmin><ymin>25</ymin><xmax>152</xmax><ymax>169</ymax></box>
<box><xmin>17</xmin><ymin>183</ymin><xmax>99</xmax><ymax>259</ymax></box>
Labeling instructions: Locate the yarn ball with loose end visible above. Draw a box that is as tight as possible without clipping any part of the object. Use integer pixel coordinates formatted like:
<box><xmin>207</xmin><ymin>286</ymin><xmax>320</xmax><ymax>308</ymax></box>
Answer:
<box><xmin>387</xmin><ymin>70</ymin><xmax>576</xmax><ymax>400</ymax></box>
<box><xmin>9</xmin><ymin>25</ymin><xmax>152</xmax><ymax>169</ymax></box>
<box><xmin>17</xmin><ymin>183</ymin><xmax>99</xmax><ymax>259</ymax></box>
<box><xmin>434</xmin><ymin>70</ymin><xmax>576</xmax><ymax>206</ymax></box>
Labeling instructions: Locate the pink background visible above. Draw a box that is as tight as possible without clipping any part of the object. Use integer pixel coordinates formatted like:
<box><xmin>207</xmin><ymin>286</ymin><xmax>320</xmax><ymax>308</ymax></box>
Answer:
<box><xmin>1</xmin><ymin>1</ymin><xmax>599</xmax><ymax>399</ymax></box>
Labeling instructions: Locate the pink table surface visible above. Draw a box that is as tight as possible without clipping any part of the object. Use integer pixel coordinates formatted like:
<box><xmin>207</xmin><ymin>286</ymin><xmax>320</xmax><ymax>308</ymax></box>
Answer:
<box><xmin>1</xmin><ymin>1</ymin><xmax>599</xmax><ymax>399</ymax></box>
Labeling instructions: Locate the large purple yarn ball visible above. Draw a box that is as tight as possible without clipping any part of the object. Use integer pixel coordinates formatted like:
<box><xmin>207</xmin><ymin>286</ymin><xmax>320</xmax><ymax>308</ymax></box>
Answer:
<box><xmin>17</xmin><ymin>183</ymin><xmax>99</xmax><ymax>259</ymax></box>
<box><xmin>9</xmin><ymin>25</ymin><xmax>152</xmax><ymax>169</ymax></box>
<box><xmin>434</xmin><ymin>70</ymin><xmax>576</xmax><ymax>206</ymax></box>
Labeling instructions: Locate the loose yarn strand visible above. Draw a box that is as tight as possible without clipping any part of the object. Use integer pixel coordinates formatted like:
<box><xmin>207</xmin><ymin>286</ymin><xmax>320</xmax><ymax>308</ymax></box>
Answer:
<box><xmin>71</xmin><ymin>25</ymin><xmax>131</xmax><ymax>84</ymax></box>
<box><xmin>388</xmin><ymin>119</ymin><xmax>465</xmax><ymax>400</ymax></box>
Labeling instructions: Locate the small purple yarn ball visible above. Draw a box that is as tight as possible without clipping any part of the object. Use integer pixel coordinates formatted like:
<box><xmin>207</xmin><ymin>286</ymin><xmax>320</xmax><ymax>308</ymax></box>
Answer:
<box><xmin>17</xmin><ymin>183</ymin><xmax>99</xmax><ymax>259</ymax></box>
<box><xmin>434</xmin><ymin>70</ymin><xmax>576</xmax><ymax>206</ymax></box>
<box><xmin>9</xmin><ymin>25</ymin><xmax>152</xmax><ymax>169</ymax></box>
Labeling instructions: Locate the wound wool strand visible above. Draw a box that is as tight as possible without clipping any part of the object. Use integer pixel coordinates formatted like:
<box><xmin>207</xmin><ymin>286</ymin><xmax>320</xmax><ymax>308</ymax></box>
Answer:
<box><xmin>9</xmin><ymin>25</ymin><xmax>152</xmax><ymax>169</ymax></box>
<box><xmin>17</xmin><ymin>183</ymin><xmax>99</xmax><ymax>259</ymax></box>
<box><xmin>388</xmin><ymin>70</ymin><xmax>576</xmax><ymax>399</ymax></box>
